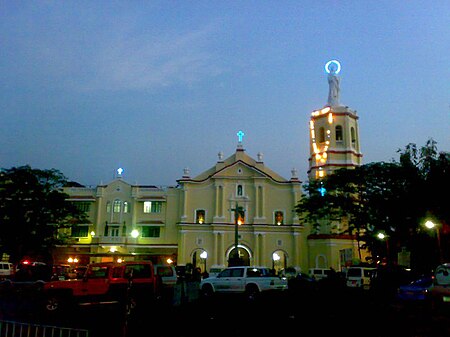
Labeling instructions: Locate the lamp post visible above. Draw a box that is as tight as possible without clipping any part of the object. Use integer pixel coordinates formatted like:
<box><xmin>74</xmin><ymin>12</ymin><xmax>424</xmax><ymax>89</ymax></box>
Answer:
<box><xmin>272</xmin><ymin>252</ymin><xmax>280</xmax><ymax>274</ymax></box>
<box><xmin>200</xmin><ymin>251</ymin><xmax>208</xmax><ymax>274</ymax></box>
<box><xmin>231</xmin><ymin>202</ymin><xmax>244</xmax><ymax>266</ymax></box>
<box><xmin>376</xmin><ymin>232</ymin><xmax>390</xmax><ymax>264</ymax></box>
<box><xmin>425</xmin><ymin>220</ymin><xmax>443</xmax><ymax>264</ymax></box>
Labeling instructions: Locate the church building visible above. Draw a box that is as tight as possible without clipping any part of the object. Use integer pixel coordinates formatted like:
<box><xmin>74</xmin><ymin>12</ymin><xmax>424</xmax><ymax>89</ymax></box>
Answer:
<box><xmin>54</xmin><ymin>61</ymin><xmax>369</xmax><ymax>274</ymax></box>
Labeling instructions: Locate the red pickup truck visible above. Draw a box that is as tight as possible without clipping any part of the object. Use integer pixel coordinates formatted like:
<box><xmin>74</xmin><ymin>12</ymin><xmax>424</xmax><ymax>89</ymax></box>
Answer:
<box><xmin>43</xmin><ymin>261</ymin><xmax>161</xmax><ymax>313</ymax></box>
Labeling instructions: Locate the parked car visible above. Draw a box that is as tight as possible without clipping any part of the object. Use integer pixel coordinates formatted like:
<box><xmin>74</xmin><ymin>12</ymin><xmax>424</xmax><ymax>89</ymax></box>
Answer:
<box><xmin>279</xmin><ymin>266</ymin><xmax>301</xmax><ymax>280</ymax></box>
<box><xmin>370</xmin><ymin>264</ymin><xmax>418</xmax><ymax>300</ymax></box>
<box><xmin>200</xmin><ymin>266</ymin><xmax>288</xmax><ymax>300</ymax></box>
<box><xmin>396</xmin><ymin>275</ymin><xmax>434</xmax><ymax>301</ymax></box>
<box><xmin>429</xmin><ymin>263</ymin><xmax>450</xmax><ymax>312</ymax></box>
<box><xmin>309</xmin><ymin>268</ymin><xmax>333</xmax><ymax>281</ymax></box>
<box><xmin>346</xmin><ymin>266</ymin><xmax>376</xmax><ymax>290</ymax></box>
<box><xmin>208</xmin><ymin>266</ymin><xmax>224</xmax><ymax>278</ymax></box>
<box><xmin>0</xmin><ymin>262</ymin><xmax>15</xmax><ymax>280</ymax></box>
<box><xmin>154</xmin><ymin>264</ymin><xmax>177</xmax><ymax>287</ymax></box>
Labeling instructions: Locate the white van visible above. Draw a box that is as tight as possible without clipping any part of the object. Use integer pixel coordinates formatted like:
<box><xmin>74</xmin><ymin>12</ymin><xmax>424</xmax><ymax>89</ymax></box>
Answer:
<box><xmin>309</xmin><ymin>268</ymin><xmax>332</xmax><ymax>281</ymax></box>
<box><xmin>0</xmin><ymin>262</ymin><xmax>15</xmax><ymax>279</ymax></box>
<box><xmin>346</xmin><ymin>266</ymin><xmax>375</xmax><ymax>290</ymax></box>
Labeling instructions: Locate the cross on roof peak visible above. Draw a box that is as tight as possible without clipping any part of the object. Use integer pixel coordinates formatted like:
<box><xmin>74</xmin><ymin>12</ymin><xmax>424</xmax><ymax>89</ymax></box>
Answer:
<box><xmin>237</xmin><ymin>130</ymin><xmax>245</xmax><ymax>143</ymax></box>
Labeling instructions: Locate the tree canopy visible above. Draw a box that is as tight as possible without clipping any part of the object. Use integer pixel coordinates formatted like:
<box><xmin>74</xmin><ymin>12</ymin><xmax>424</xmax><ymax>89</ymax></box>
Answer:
<box><xmin>295</xmin><ymin>139</ymin><xmax>450</xmax><ymax>272</ymax></box>
<box><xmin>0</xmin><ymin>165</ymin><xmax>87</xmax><ymax>264</ymax></box>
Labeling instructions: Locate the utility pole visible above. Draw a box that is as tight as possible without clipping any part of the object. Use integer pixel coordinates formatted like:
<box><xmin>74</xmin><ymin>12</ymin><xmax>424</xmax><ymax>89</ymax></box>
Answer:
<box><xmin>231</xmin><ymin>202</ymin><xmax>244</xmax><ymax>266</ymax></box>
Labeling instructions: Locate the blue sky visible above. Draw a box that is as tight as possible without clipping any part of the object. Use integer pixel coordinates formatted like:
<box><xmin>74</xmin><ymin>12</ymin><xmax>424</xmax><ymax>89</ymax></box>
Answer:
<box><xmin>1</xmin><ymin>1</ymin><xmax>449</xmax><ymax>186</ymax></box>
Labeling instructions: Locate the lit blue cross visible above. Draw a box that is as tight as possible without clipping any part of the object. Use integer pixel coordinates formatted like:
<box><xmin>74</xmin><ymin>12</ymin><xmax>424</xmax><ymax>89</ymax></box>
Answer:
<box><xmin>117</xmin><ymin>167</ymin><xmax>124</xmax><ymax>175</ymax></box>
<box><xmin>319</xmin><ymin>186</ymin><xmax>326</xmax><ymax>196</ymax></box>
<box><xmin>237</xmin><ymin>130</ymin><xmax>245</xmax><ymax>143</ymax></box>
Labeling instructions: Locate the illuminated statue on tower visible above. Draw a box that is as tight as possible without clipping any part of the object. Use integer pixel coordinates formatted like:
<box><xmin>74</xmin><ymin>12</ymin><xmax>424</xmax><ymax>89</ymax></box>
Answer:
<box><xmin>325</xmin><ymin>60</ymin><xmax>341</xmax><ymax>107</ymax></box>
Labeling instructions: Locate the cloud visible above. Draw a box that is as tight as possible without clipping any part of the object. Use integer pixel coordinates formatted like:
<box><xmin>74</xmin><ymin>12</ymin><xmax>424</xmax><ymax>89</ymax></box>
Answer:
<box><xmin>83</xmin><ymin>26</ymin><xmax>224</xmax><ymax>91</ymax></box>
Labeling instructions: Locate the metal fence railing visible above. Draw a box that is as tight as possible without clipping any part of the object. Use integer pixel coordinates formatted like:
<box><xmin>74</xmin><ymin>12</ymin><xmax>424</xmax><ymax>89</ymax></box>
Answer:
<box><xmin>0</xmin><ymin>320</ymin><xmax>89</xmax><ymax>337</ymax></box>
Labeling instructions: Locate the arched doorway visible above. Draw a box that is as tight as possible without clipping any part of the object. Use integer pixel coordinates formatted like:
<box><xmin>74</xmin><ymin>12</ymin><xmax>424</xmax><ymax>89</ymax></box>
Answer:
<box><xmin>191</xmin><ymin>248</ymin><xmax>208</xmax><ymax>274</ymax></box>
<box><xmin>227</xmin><ymin>245</ymin><xmax>251</xmax><ymax>266</ymax></box>
<box><xmin>272</xmin><ymin>250</ymin><xmax>287</xmax><ymax>275</ymax></box>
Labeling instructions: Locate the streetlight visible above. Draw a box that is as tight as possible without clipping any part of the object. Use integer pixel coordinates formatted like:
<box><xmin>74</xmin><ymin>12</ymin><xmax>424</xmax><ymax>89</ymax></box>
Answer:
<box><xmin>376</xmin><ymin>232</ymin><xmax>390</xmax><ymax>264</ymax></box>
<box><xmin>200</xmin><ymin>251</ymin><xmax>208</xmax><ymax>274</ymax></box>
<box><xmin>425</xmin><ymin>220</ymin><xmax>443</xmax><ymax>263</ymax></box>
<box><xmin>272</xmin><ymin>252</ymin><xmax>281</xmax><ymax>273</ymax></box>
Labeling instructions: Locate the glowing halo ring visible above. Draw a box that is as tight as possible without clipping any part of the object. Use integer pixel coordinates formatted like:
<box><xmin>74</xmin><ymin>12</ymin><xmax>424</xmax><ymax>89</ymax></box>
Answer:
<box><xmin>325</xmin><ymin>60</ymin><xmax>341</xmax><ymax>74</ymax></box>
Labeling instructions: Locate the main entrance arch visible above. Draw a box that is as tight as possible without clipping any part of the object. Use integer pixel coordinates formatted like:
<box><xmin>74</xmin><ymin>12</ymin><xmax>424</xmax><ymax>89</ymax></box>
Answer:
<box><xmin>226</xmin><ymin>244</ymin><xmax>251</xmax><ymax>266</ymax></box>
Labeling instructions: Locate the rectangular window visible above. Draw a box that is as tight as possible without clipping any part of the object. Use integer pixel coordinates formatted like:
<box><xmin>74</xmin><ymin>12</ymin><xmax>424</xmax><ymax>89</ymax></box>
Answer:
<box><xmin>125</xmin><ymin>264</ymin><xmax>151</xmax><ymax>278</ymax></box>
<box><xmin>196</xmin><ymin>210</ymin><xmax>205</xmax><ymax>224</ymax></box>
<box><xmin>87</xmin><ymin>266</ymin><xmax>109</xmax><ymax>279</ymax></box>
<box><xmin>141</xmin><ymin>226</ymin><xmax>160</xmax><ymax>238</ymax></box>
<box><xmin>71</xmin><ymin>225</ymin><xmax>89</xmax><ymax>237</ymax></box>
<box><xmin>123</xmin><ymin>201</ymin><xmax>130</xmax><ymax>213</ymax></box>
<box><xmin>109</xmin><ymin>227</ymin><xmax>120</xmax><ymax>237</ymax></box>
<box><xmin>143</xmin><ymin>201</ymin><xmax>162</xmax><ymax>213</ymax></box>
<box><xmin>75</xmin><ymin>202</ymin><xmax>91</xmax><ymax>212</ymax></box>
<box><xmin>274</xmin><ymin>211</ymin><xmax>284</xmax><ymax>225</ymax></box>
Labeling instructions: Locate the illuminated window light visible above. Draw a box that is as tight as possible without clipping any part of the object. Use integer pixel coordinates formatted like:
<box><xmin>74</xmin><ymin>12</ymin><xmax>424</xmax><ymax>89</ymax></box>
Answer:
<box><xmin>318</xmin><ymin>170</ymin><xmax>324</xmax><ymax>178</ymax></box>
<box><xmin>315</xmin><ymin>154</ymin><xmax>321</xmax><ymax>160</ymax></box>
<box><xmin>321</xmin><ymin>107</ymin><xmax>331</xmax><ymax>113</ymax></box>
<box><xmin>328</xmin><ymin>113</ymin><xmax>333</xmax><ymax>124</ymax></box>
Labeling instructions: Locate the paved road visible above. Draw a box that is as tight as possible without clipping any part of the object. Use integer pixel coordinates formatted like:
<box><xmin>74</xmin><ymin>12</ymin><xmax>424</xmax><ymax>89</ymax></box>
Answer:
<box><xmin>0</xmin><ymin>282</ymin><xmax>449</xmax><ymax>337</ymax></box>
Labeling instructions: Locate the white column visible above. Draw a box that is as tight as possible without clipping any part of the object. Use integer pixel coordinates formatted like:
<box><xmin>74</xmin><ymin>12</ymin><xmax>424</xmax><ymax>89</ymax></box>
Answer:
<box><xmin>181</xmin><ymin>188</ymin><xmax>187</xmax><ymax>220</ymax></box>
<box><xmin>179</xmin><ymin>230</ymin><xmax>187</xmax><ymax>264</ymax></box>
<box><xmin>260</xmin><ymin>233</ymin><xmax>266</xmax><ymax>266</ymax></box>
<box><xmin>213</xmin><ymin>231</ymin><xmax>219</xmax><ymax>265</ymax></box>
<box><xmin>254</xmin><ymin>233</ymin><xmax>260</xmax><ymax>265</ymax></box>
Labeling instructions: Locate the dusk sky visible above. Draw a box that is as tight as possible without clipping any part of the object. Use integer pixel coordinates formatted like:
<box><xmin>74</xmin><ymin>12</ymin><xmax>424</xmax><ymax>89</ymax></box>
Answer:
<box><xmin>1</xmin><ymin>1</ymin><xmax>449</xmax><ymax>187</ymax></box>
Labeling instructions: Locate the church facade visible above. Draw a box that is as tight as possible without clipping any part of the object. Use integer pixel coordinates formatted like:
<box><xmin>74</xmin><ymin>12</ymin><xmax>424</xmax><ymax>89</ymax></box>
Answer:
<box><xmin>54</xmin><ymin>61</ymin><xmax>369</xmax><ymax>274</ymax></box>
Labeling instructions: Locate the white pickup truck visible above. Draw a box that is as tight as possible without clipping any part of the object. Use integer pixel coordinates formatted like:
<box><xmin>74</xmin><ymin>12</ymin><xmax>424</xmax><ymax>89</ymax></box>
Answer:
<box><xmin>199</xmin><ymin>266</ymin><xmax>288</xmax><ymax>300</ymax></box>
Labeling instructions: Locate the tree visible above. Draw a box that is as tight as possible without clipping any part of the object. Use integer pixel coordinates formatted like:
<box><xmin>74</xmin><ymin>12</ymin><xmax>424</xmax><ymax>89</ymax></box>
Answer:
<box><xmin>296</xmin><ymin>138</ymin><xmax>449</xmax><ymax>271</ymax></box>
<box><xmin>0</xmin><ymin>165</ymin><xmax>87</xmax><ymax>264</ymax></box>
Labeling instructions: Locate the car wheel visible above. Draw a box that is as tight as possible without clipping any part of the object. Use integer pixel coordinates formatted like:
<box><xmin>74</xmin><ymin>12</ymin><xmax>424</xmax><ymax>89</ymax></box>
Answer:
<box><xmin>201</xmin><ymin>284</ymin><xmax>214</xmax><ymax>298</ymax></box>
<box><xmin>45</xmin><ymin>295</ymin><xmax>63</xmax><ymax>312</ymax></box>
<box><xmin>245</xmin><ymin>284</ymin><xmax>259</xmax><ymax>301</ymax></box>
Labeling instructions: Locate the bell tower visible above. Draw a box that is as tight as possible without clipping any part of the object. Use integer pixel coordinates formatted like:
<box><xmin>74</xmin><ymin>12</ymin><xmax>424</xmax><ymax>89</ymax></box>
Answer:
<box><xmin>308</xmin><ymin>60</ymin><xmax>363</xmax><ymax>180</ymax></box>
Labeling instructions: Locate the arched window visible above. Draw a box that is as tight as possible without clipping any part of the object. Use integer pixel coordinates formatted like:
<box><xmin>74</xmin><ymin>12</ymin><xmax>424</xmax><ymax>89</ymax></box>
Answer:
<box><xmin>113</xmin><ymin>199</ymin><xmax>121</xmax><ymax>213</ymax></box>
<box><xmin>196</xmin><ymin>209</ymin><xmax>206</xmax><ymax>224</ymax></box>
<box><xmin>237</xmin><ymin>184</ymin><xmax>243</xmax><ymax>196</ymax></box>
<box><xmin>351</xmin><ymin>127</ymin><xmax>356</xmax><ymax>147</ymax></box>
<box><xmin>335</xmin><ymin>125</ymin><xmax>343</xmax><ymax>142</ymax></box>
<box><xmin>319</xmin><ymin>127</ymin><xmax>325</xmax><ymax>143</ymax></box>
